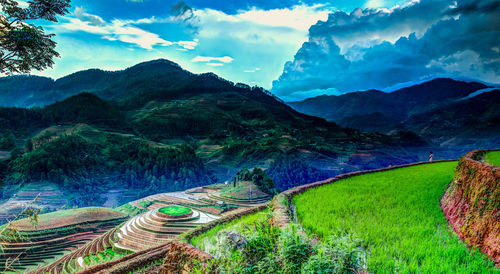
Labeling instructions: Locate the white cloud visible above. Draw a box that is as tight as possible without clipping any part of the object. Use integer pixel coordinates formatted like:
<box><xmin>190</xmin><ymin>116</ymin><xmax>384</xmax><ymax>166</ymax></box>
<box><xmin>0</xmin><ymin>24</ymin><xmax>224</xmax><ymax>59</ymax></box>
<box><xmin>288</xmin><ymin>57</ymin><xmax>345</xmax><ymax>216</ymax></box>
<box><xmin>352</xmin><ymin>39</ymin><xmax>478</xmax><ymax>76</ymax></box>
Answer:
<box><xmin>192</xmin><ymin>56</ymin><xmax>234</xmax><ymax>63</ymax></box>
<box><xmin>15</xmin><ymin>0</ymin><xmax>29</xmax><ymax>8</ymax></box>
<box><xmin>194</xmin><ymin>5</ymin><xmax>329</xmax><ymax>43</ymax></box>
<box><xmin>57</xmin><ymin>17</ymin><xmax>171</xmax><ymax>49</ymax></box>
<box><xmin>364</xmin><ymin>0</ymin><xmax>386</xmax><ymax>9</ymax></box>
<box><xmin>53</xmin><ymin>8</ymin><xmax>198</xmax><ymax>50</ymax></box>
<box><xmin>235</xmin><ymin>5</ymin><xmax>330</xmax><ymax>31</ymax></box>
<box><xmin>177</xmin><ymin>39</ymin><xmax>198</xmax><ymax>50</ymax></box>
<box><xmin>244</xmin><ymin>68</ymin><xmax>261</xmax><ymax>73</ymax></box>
<box><xmin>74</xmin><ymin>7</ymin><xmax>105</xmax><ymax>26</ymax></box>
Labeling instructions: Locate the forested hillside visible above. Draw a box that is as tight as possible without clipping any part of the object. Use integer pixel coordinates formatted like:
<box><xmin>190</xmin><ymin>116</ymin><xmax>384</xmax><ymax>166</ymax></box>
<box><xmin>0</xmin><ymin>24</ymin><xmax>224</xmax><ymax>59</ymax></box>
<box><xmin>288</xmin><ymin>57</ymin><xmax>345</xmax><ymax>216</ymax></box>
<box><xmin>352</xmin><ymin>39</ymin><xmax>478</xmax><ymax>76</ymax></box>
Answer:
<box><xmin>0</xmin><ymin>59</ymin><xmax>428</xmax><ymax>212</ymax></box>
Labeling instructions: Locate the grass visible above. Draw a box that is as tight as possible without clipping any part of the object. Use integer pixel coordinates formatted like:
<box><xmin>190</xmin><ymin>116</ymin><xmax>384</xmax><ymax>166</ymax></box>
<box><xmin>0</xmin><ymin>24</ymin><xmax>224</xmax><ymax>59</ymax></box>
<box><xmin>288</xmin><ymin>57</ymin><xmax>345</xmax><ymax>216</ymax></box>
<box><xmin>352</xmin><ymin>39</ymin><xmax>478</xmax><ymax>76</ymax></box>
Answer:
<box><xmin>158</xmin><ymin>206</ymin><xmax>192</xmax><ymax>216</ymax></box>
<box><xmin>293</xmin><ymin>161</ymin><xmax>498</xmax><ymax>272</ymax></box>
<box><xmin>484</xmin><ymin>150</ymin><xmax>500</xmax><ymax>166</ymax></box>
<box><xmin>190</xmin><ymin>208</ymin><xmax>269</xmax><ymax>249</ymax></box>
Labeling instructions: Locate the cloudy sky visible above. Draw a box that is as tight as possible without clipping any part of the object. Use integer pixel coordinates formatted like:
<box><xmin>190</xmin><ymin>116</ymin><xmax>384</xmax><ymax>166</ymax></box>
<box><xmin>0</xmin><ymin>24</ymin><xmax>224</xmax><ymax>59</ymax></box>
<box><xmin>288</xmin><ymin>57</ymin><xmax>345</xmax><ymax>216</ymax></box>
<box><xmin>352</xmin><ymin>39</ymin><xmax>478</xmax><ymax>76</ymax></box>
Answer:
<box><xmin>23</xmin><ymin>0</ymin><xmax>500</xmax><ymax>101</ymax></box>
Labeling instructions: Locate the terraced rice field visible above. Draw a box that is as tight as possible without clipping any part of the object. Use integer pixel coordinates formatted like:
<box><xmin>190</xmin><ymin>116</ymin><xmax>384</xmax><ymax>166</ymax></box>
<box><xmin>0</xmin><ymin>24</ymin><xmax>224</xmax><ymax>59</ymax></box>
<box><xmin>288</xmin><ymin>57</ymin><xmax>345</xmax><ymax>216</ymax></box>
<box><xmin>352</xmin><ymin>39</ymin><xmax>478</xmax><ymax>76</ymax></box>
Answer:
<box><xmin>3</xmin><ymin>187</ymin><xmax>268</xmax><ymax>272</ymax></box>
<box><xmin>208</xmin><ymin>181</ymin><xmax>271</xmax><ymax>206</ymax></box>
<box><xmin>484</xmin><ymin>150</ymin><xmax>500</xmax><ymax>166</ymax></box>
<box><xmin>293</xmin><ymin>162</ymin><xmax>497</xmax><ymax>272</ymax></box>
<box><xmin>158</xmin><ymin>206</ymin><xmax>192</xmax><ymax>216</ymax></box>
<box><xmin>130</xmin><ymin>192</ymin><xmax>226</xmax><ymax>215</ymax></box>
<box><xmin>29</xmin><ymin>227</ymin><xmax>126</xmax><ymax>274</ymax></box>
<box><xmin>33</xmin><ymin>203</ymin><xmax>223</xmax><ymax>273</ymax></box>
<box><xmin>0</xmin><ymin>207</ymin><xmax>127</xmax><ymax>272</ymax></box>
<box><xmin>0</xmin><ymin>182</ymin><xmax>68</xmax><ymax>224</ymax></box>
<box><xmin>11</xmin><ymin>207</ymin><xmax>125</xmax><ymax>230</ymax></box>
<box><xmin>115</xmin><ymin>206</ymin><xmax>218</xmax><ymax>251</ymax></box>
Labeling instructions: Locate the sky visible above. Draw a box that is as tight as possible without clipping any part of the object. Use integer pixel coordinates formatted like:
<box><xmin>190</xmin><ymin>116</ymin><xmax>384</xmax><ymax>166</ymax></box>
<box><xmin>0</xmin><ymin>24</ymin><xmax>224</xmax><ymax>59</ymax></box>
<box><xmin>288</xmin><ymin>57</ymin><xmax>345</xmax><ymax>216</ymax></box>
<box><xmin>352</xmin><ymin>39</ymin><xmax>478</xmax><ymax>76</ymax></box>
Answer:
<box><xmin>18</xmin><ymin>0</ymin><xmax>500</xmax><ymax>101</ymax></box>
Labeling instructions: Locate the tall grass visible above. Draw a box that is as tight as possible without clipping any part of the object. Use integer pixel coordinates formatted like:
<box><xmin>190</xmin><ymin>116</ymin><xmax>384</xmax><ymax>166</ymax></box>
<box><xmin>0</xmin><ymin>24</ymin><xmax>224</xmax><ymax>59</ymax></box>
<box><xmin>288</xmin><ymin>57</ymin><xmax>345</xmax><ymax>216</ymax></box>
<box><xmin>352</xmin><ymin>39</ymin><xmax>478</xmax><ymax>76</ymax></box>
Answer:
<box><xmin>190</xmin><ymin>209</ymin><xmax>269</xmax><ymax>249</ymax></box>
<box><xmin>484</xmin><ymin>150</ymin><xmax>500</xmax><ymax>166</ymax></box>
<box><xmin>191</xmin><ymin>209</ymin><xmax>363</xmax><ymax>273</ymax></box>
<box><xmin>293</xmin><ymin>162</ymin><xmax>497</xmax><ymax>272</ymax></box>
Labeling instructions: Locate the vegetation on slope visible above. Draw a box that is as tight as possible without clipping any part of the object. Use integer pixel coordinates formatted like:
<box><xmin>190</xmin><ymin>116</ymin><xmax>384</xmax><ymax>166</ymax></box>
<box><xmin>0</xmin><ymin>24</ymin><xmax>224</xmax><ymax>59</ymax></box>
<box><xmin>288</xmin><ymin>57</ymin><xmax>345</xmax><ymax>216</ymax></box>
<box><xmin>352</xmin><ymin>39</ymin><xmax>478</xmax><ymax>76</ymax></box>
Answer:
<box><xmin>267</xmin><ymin>156</ymin><xmax>329</xmax><ymax>191</ymax></box>
<box><xmin>232</xmin><ymin>168</ymin><xmax>276</xmax><ymax>195</ymax></box>
<box><xmin>293</xmin><ymin>162</ymin><xmax>497</xmax><ymax>272</ymax></box>
<box><xmin>4</xmin><ymin>134</ymin><xmax>213</xmax><ymax>205</ymax></box>
<box><xmin>441</xmin><ymin>151</ymin><xmax>499</xmax><ymax>264</ymax></box>
<box><xmin>484</xmin><ymin>150</ymin><xmax>500</xmax><ymax>166</ymax></box>
<box><xmin>191</xmin><ymin>209</ymin><xmax>363</xmax><ymax>273</ymax></box>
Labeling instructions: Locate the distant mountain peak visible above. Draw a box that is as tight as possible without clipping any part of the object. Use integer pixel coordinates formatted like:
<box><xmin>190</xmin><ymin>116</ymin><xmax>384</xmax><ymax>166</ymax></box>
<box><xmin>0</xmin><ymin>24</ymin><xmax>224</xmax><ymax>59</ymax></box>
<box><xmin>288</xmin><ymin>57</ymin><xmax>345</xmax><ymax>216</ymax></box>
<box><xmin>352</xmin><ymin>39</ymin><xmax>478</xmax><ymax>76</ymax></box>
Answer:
<box><xmin>126</xmin><ymin>58</ymin><xmax>182</xmax><ymax>71</ymax></box>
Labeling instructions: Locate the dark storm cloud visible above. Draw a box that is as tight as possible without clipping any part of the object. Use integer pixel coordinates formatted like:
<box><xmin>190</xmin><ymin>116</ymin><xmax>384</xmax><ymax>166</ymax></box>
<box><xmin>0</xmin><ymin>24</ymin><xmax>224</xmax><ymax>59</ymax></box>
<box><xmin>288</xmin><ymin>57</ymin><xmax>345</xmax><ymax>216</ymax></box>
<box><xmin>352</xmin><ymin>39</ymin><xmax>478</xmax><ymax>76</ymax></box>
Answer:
<box><xmin>170</xmin><ymin>1</ymin><xmax>200</xmax><ymax>34</ymax></box>
<box><xmin>272</xmin><ymin>0</ymin><xmax>500</xmax><ymax>97</ymax></box>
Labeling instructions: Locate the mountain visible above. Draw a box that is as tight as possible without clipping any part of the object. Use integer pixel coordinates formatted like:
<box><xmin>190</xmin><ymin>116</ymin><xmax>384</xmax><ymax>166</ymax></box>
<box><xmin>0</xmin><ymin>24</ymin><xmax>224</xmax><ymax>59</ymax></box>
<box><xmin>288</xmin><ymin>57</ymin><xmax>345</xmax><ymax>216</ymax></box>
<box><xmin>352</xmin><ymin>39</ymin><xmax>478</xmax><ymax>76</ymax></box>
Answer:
<box><xmin>0</xmin><ymin>59</ymin><xmax>193</xmax><ymax>107</ymax></box>
<box><xmin>289</xmin><ymin>78</ymin><xmax>488</xmax><ymax>122</ymax></box>
<box><xmin>0</xmin><ymin>75</ymin><xmax>55</xmax><ymax>107</ymax></box>
<box><xmin>288</xmin><ymin>78</ymin><xmax>498</xmax><ymax>152</ymax></box>
<box><xmin>403</xmin><ymin>90</ymin><xmax>500</xmax><ymax>149</ymax></box>
<box><xmin>0</xmin><ymin>59</ymin><xmax>426</xmax><ymax>211</ymax></box>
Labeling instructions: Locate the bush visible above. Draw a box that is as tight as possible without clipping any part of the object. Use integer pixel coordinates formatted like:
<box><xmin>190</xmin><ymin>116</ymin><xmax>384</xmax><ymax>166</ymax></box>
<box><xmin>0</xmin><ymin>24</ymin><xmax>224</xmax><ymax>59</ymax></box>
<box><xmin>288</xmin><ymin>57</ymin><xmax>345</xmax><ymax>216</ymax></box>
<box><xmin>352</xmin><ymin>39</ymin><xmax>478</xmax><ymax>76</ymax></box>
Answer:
<box><xmin>279</xmin><ymin>226</ymin><xmax>314</xmax><ymax>273</ymax></box>
<box><xmin>196</xmin><ymin>213</ymin><xmax>364</xmax><ymax>274</ymax></box>
<box><xmin>0</xmin><ymin>133</ymin><xmax>15</xmax><ymax>150</ymax></box>
<box><xmin>302</xmin><ymin>234</ymin><xmax>362</xmax><ymax>273</ymax></box>
<box><xmin>236</xmin><ymin>168</ymin><xmax>276</xmax><ymax>194</ymax></box>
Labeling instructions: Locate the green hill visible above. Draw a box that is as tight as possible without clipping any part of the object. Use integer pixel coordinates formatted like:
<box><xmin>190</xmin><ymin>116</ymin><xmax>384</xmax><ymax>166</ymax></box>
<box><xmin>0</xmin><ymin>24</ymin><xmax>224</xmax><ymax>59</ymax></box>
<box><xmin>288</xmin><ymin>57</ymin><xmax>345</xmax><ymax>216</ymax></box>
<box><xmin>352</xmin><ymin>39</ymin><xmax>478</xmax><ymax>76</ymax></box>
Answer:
<box><xmin>0</xmin><ymin>59</ymin><xmax>429</xmax><ymax>219</ymax></box>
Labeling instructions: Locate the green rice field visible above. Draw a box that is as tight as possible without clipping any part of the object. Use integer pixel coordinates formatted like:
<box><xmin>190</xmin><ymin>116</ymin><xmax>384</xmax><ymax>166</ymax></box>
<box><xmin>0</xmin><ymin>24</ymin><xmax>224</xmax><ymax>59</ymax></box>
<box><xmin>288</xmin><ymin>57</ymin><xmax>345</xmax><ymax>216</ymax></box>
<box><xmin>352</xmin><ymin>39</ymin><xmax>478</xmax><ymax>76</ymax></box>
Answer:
<box><xmin>293</xmin><ymin>162</ymin><xmax>497</xmax><ymax>272</ymax></box>
<box><xmin>158</xmin><ymin>206</ymin><xmax>192</xmax><ymax>216</ymax></box>
<box><xmin>484</xmin><ymin>150</ymin><xmax>500</xmax><ymax>166</ymax></box>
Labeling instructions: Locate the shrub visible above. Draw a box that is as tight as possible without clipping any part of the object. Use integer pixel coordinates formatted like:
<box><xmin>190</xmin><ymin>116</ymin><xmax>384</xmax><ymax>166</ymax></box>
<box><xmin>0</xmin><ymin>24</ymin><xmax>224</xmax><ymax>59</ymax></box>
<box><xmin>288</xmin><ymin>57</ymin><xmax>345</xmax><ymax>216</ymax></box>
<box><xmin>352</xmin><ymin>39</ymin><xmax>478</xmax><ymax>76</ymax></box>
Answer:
<box><xmin>302</xmin><ymin>234</ymin><xmax>362</xmax><ymax>274</ymax></box>
<box><xmin>279</xmin><ymin>226</ymin><xmax>314</xmax><ymax>274</ymax></box>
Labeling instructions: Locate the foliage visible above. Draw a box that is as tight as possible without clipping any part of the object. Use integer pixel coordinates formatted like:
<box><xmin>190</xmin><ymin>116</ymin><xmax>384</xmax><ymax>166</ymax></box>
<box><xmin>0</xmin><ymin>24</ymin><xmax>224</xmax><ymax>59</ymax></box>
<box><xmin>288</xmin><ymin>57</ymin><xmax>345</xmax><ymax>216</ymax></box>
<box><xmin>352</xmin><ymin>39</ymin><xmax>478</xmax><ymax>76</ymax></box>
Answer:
<box><xmin>0</xmin><ymin>0</ymin><xmax>70</xmax><ymax>74</ymax></box>
<box><xmin>267</xmin><ymin>155</ymin><xmax>329</xmax><ymax>191</ymax></box>
<box><xmin>301</xmin><ymin>234</ymin><xmax>361</xmax><ymax>273</ymax></box>
<box><xmin>0</xmin><ymin>132</ymin><xmax>15</xmax><ymax>150</ymax></box>
<box><xmin>484</xmin><ymin>150</ymin><xmax>500</xmax><ymax>166</ymax></box>
<box><xmin>6</xmin><ymin>134</ymin><xmax>213</xmax><ymax>205</ymax></box>
<box><xmin>293</xmin><ymin>162</ymin><xmax>497</xmax><ymax>272</ymax></box>
<box><xmin>278</xmin><ymin>226</ymin><xmax>314</xmax><ymax>274</ymax></box>
<box><xmin>192</xmin><ymin>209</ymin><xmax>363</xmax><ymax>273</ymax></box>
<box><xmin>235</xmin><ymin>168</ymin><xmax>276</xmax><ymax>194</ymax></box>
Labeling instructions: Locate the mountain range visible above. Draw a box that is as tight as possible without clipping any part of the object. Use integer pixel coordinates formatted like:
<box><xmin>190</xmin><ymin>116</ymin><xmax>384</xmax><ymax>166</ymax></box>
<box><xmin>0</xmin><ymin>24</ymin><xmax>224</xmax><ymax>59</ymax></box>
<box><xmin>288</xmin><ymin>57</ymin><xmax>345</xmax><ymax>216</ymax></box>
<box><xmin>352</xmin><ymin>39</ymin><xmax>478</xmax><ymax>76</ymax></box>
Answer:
<box><xmin>0</xmin><ymin>59</ymin><xmax>426</xmax><ymax>209</ymax></box>
<box><xmin>289</xmin><ymin>78</ymin><xmax>500</xmax><ymax>153</ymax></box>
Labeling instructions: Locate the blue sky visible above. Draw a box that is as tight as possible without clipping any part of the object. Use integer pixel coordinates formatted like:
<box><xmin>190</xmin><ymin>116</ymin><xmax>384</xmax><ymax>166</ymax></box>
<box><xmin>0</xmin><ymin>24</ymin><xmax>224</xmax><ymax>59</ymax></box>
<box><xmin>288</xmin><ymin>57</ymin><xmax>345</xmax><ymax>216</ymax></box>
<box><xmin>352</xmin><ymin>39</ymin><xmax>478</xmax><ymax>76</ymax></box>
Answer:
<box><xmin>20</xmin><ymin>0</ymin><xmax>500</xmax><ymax>101</ymax></box>
<box><xmin>23</xmin><ymin>0</ymin><xmax>401</xmax><ymax>86</ymax></box>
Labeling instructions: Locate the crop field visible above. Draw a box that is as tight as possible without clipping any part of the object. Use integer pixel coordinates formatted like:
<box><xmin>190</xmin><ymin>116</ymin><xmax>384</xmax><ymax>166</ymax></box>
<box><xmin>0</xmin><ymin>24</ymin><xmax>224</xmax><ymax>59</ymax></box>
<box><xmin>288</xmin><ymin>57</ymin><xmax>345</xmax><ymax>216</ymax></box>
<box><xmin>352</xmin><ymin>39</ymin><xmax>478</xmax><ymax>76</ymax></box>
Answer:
<box><xmin>293</xmin><ymin>162</ymin><xmax>497</xmax><ymax>272</ymax></box>
<box><xmin>484</xmin><ymin>150</ymin><xmax>500</xmax><ymax>166</ymax></box>
<box><xmin>158</xmin><ymin>206</ymin><xmax>192</xmax><ymax>216</ymax></box>
<box><xmin>218</xmin><ymin>181</ymin><xmax>269</xmax><ymax>199</ymax></box>
<box><xmin>0</xmin><ymin>207</ymin><xmax>127</xmax><ymax>272</ymax></box>
<box><xmin>10</xmin><ymin>207</ymin><xmax>126</xmax><ymax>231</ymax></box>
<box><xmin>207</xmin><ymin>181</ymin><xmax>271</xmax><ymax>206</ymax></box>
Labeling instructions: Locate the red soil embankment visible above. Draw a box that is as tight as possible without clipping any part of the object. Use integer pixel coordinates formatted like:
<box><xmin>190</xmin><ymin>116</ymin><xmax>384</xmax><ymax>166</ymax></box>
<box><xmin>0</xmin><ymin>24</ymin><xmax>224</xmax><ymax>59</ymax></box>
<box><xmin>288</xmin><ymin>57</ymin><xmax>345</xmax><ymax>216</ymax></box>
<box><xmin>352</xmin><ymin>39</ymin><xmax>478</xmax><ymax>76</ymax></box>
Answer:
<box><xmin>440</xmin><ymin>150</ymin><xmax>499</xmax><ymax>265</ymax></box>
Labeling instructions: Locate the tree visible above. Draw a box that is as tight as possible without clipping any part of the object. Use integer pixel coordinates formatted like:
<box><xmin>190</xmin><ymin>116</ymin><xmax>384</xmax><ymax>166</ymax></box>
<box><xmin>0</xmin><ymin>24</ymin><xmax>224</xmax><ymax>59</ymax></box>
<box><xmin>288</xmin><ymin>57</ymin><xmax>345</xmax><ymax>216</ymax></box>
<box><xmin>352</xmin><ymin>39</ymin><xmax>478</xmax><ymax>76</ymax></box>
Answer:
<box><xmin>0</xmin><ymin>0</ymin><xmax>70</xmax><ymax>74</ymax></box>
